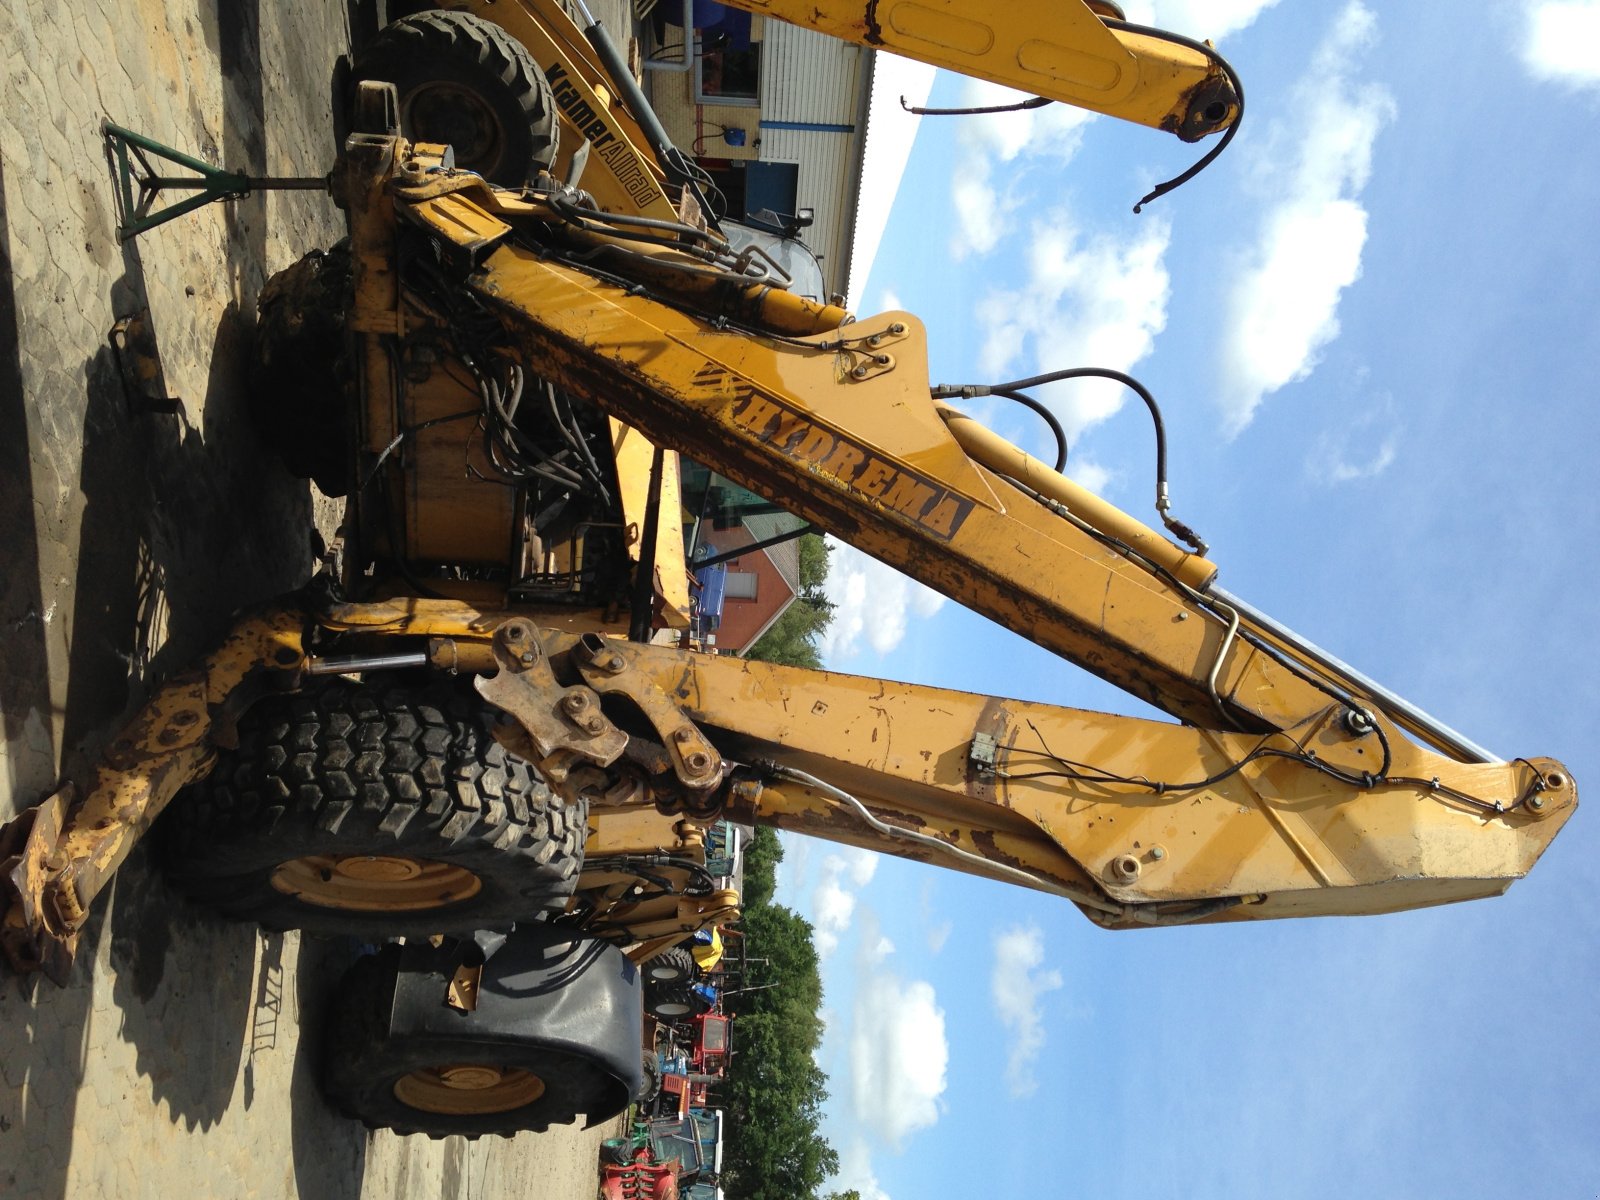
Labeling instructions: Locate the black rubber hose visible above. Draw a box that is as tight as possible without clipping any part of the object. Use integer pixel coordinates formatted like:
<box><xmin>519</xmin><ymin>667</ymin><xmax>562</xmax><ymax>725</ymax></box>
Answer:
<box><xmin>993</xmin><ymin>367</ymin><xmax>1167</xmax><ymax>490</ymax></box>
<box><xmin>1103</xmin><ymin>18</ymin><xmax>1245</xmax><ymax>212</ymax></box>
<box><xmin>992</xmin><ymin>388</ymin><xmax>1069</xmax><ymax>473</ymax></box>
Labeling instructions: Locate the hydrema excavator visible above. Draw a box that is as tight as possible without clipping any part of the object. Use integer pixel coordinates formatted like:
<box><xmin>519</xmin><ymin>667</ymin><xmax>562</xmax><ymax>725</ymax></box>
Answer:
<box><xmin>0</xmin><ymin>0</ymin><xmax>1573</xmax><ymax>1141</ymax></box>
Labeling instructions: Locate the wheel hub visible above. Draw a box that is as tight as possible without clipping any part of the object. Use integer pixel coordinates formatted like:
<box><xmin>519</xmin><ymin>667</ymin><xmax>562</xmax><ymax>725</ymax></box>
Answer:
<box><xmin>270</xmin><ymin>854</ymin><xmax>483</xmax><ymax>911</ymax></box>
<box><xmin>404</xmin><ymin>83</ymin><xmax>503</xmax><ymax>175</ymax></box>
<box><xmin>393</xmin><ymin>1063</ymin><xmax>546</xmax><ymax>1115</ymax></box>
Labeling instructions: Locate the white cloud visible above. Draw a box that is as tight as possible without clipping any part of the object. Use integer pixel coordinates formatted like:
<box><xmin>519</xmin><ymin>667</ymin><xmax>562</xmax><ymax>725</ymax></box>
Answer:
<box><xmin>1125</xmin><ymin>0</ymin><xmax>1280</xmax><ymax>40</ymax></box>
<box><xmin>877</xmin><ymin>287</ymin><xmax>903</xmax><ymax>313</ymax></box>
<box><xmin>811</xmin><ymin>848</ymin><xmax>883</xmax><ymax>959</ymax></box>
<box><xmin>821</xmin><ymin>539</ymin><xmax>946</xmax><ymax>661</ymax></box>
<box><xmin>947</xmin><ymin>80</ymin><xmax>1093</xmax><ymax>261</ymax></box>
<box><xmin>1220</xmin><ymin>3</ymin><xmax>1395</xmax><ymax>434</ymax></box>
<box><xmin>851</xmin><ymin>907</ymin><xmax>898</xmax><ymax>968</ymax></box>
<box><xmin>834</xmin><ymin>1137</ymin><xmax>893</xmax><ymax>1200</ymax></box>
<box><xmin>1069</xmin><ymin>455</ymin><xmax>1114</xmax><ymax>496</ymax></box>
<box><xmin>990</xmin><ymin>925</ymin><xmax>1064</xmax><ymax>1099</ymax></box>
<box><xmin>851</xmin><ymin>973</ymin><xmax>949</xmax><ymax>1146</ymax></box>
<box><xmin>973</xmin><ymin>213</ymin><xmax>1172</xmax><ymax>442</ymax></box>
<box><xmin>843</xmin><ymin>846</ymin><xmax>879</xmax><ymax>887</ymax></box>
<box><xmin>1308</xmin><ymin>396</ymin><xmax>1400</xmax><ymax>484</ymax></box>
<box><xmin>916</xmin><ymin>879</ymin><xmax>953</xmax><ymax>954</ymax></box>
<box><xmin>940</xmin><ymin>0</ymin><xmax>1278</xmax><ymax>261</ymax></box>
<box><xmin>950</xmin><ymin>170</ymin><xmax>1011</xmax><ymax>261</ymax></box>
<box><xmin>1523</xmin><ymin>2</ymin><xmax>1600</xmax><ymax>87</ymax></box>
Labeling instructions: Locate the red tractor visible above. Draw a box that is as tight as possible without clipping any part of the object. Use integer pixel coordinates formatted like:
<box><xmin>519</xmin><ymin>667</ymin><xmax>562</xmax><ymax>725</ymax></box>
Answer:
<box><xmin>656</xmin><ymin>1011</ymin><xmax>731</xmax><ymax>1118</ymax></box>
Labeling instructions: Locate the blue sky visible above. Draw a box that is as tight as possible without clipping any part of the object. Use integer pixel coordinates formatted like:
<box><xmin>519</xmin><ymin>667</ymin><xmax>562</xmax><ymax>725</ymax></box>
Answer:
<box><xmin>775</xmin><ymin>4</ymin><xmax>1600</xmax><ymax>1198</ymax></box>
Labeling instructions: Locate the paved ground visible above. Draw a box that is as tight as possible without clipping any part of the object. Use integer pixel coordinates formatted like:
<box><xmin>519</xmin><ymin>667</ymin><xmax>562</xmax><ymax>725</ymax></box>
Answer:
<box><xmin>0</xmin><ymin>1</ymin><xmax>634</xmax><ymax>1196</ymax></box>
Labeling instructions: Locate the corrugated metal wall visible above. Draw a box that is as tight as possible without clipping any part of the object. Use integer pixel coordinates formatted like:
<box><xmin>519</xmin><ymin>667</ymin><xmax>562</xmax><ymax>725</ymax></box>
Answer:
<box><xmin>757</xmin><ymin>22</ymin><xmax>867</xmax><ymax>298</ymax></box>
<box><xmin>644</xmin><ymin>14</ymin><xmax>868</xmax><ymax>299</ymax></box>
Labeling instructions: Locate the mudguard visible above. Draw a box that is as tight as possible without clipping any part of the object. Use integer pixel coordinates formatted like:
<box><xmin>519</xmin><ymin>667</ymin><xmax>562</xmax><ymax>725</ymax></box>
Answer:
<box><xmin>389</xmin><ymin>923</ymin><xmax>644</xmax><ymax>1123</ymax></box>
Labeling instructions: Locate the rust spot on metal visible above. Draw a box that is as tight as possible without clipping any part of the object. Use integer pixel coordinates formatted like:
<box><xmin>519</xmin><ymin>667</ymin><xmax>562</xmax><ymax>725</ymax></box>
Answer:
<box><xmin>970</xmin><ymin>828</ymin><xmax>1019</xmax><ymax>870</ymax></box>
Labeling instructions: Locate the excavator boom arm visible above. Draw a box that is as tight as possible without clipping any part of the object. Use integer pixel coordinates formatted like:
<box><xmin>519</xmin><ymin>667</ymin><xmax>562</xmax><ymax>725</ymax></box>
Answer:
<box><xmin>364</xmin><ymin>158</ymin><xmax>1575</xmax><ymax>924</ymax></box>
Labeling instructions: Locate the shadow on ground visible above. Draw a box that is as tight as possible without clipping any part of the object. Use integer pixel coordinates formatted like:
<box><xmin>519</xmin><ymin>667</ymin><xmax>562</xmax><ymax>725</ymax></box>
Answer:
<box><xmin>290</xmin><ymin>936</ymin><xmax>371</xmax><ymax>1200</ymax></box>
<box><xmin>0</xmin><ymin>1</ymin><xmax>356</xmax><ymax>1191</ymax></box>
<box><xmin>0</xmin><ymin>130</ymin><xmax>99</xmax><ymax>1200</ymax></box>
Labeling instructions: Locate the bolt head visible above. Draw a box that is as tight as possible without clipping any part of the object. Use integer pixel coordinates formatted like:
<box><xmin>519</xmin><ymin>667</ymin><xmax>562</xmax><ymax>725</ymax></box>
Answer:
<box><xmin>1343</xmin><ymin>707</ymin><xmax>1376</xmax><ymax>737</ymax></box>
<box><xmin>1528</xmin><ymin>795</ymin><xmax>1547</xmax><ymax>812</ymax></box>
<box><xmin>1109</xmin><ymin>854</ymin><xmax>1142</xmax><ymax>883</ymax></box>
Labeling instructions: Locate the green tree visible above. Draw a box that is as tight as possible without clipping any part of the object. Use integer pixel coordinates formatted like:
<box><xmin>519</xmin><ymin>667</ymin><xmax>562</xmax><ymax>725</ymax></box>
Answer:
<box><xmin>722</xmin><ymin>901</ymin><xmax>837</xmax><ymax>1200</ymax></box>
<box><xmin>746</xmin><ymin>533</ymin><xmax>833</xmax><ymax>668</ymax></box>
<box><xmin>741</xmin><ymin>825</ymin><xmax>783</xmax><ymax>910</ymax></box>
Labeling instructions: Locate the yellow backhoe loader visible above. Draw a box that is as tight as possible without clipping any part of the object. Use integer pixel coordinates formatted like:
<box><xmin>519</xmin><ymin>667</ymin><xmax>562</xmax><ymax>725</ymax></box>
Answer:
<box><xmin>0</xmin><ymin>0</ymin><xmax>1573</xmax><ymax>1140</ymax></box>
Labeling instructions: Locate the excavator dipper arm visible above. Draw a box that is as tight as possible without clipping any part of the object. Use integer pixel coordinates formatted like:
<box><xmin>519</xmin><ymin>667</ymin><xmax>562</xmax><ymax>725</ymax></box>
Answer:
<box><xmin>548</xmin><ymin>636</ymin><xmax>1570</xmax><ymax>926</ymax></box>
<box><xmin>698</xmin><ymin>0</ymin><xmax>1238</xmax><ymax>142</ymax></box>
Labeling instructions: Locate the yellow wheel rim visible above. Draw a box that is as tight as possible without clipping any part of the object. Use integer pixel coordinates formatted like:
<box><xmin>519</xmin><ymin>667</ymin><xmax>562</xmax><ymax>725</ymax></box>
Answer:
<box><xmin>393</xmin><ymin>1063</ymin><xmax>546</xmax><ymax>1115</ymax></box>
<box><xmin>270</xmin><ymin>854</ymin><xmax>482</xmax><ymax>911</ymax></box>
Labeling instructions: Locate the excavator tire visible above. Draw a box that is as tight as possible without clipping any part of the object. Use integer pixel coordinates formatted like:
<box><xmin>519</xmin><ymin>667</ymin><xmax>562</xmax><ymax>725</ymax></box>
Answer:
<box><xmin>352</xmin><ymin>11</ymin><xmax>559</xmax><ymax>186</ymax></box>
<box><xmin>252</xmin><ymin>244</ymin><xmax>352</xmax><ymax>497</ymax></box>
<box><xmin>641</xmin><ymin>945</ymin><xmax>696</xmax><ymax>985</ymax></box>
<box><xmin>159</xmin><ymin>677</ymin><xmax>586</xmax><ymax>937</ymax></box>
<box><xmin>322</xmin><ymin>947</ymin><xmax>625</xmax><ymax>1138</ymax></box>
<box><xmin>643</xmin><ymin>980</ymin><xmax>706</xmax><ymax>1022</ymax></box>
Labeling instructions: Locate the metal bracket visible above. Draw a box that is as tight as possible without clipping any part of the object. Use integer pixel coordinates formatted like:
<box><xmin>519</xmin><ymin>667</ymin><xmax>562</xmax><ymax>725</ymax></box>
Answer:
<box><xmin>845</xmin><ymin>320</ymin><xmax>908</xmax><ymax>382</ymax></box>
<box><xmin>0</xmin><ymin>606</ymin><xmax>306</xmax><ymax>983</ymax></box>
<box><xmin>473</xmin><ymin>620</ymin><xmax>628</xmax><ymax>787</ymax></box>
<box><xmin>571</xmin><ymin>633</ymin><xmax>724</xmax><ymax>798</ymax></box>
<box><xmin>0</xmin><ymin>787</ymin><xmax>73</xmax><ymax>982</ymax></box>
<box><xmin>104</xmin><ymin>121</ymin><xmax>330</xmax><ymax>240</ymax></box>
<box><xmin>969</xmin><ymin>732</ymin><xmax>999</xmax><ymax>774</ymax></box>
<box><xmin>445</xmin><ymin>961</ymin><xmax>483</xmax><ymax>1013</ymax></box>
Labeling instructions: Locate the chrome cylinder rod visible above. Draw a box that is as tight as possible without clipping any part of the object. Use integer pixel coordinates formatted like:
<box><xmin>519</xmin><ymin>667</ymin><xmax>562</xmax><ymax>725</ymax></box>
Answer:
<box><xmin>306</xmin><ymin>651</ymin><xmax>429</xmax><ymax>676</ymax></box>
<box><xmin>1210</xmin><ymin>585</ymin><xmax>1499</xmax><ymax>764</ymax></box>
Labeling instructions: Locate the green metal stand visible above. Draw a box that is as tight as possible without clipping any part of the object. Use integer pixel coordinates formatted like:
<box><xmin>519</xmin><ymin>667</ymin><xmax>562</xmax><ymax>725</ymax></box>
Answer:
<box><xmin>104</xmin><ymin>122</ymin><xmax>330</xmax><ymax>240</ymax></box>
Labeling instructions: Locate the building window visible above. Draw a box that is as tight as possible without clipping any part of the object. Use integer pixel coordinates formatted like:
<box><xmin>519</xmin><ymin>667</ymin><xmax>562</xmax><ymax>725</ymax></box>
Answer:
<box><xmin>694</xmin><ymin>5</ymin><xmax>760</xmax><ymax>105</ymax></box>
<box><xmin>725</xmin><ymin>571</ymin><xmax>758</xmax><ymax>600</ymax></box>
